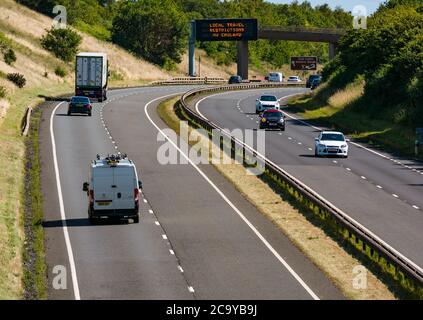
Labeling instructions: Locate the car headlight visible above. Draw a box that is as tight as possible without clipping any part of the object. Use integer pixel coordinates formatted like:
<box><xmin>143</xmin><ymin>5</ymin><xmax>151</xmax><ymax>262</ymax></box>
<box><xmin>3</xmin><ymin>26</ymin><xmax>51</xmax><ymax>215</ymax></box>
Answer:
<box><xmin>261</xmin><ymin>118</ymin><xmax>267</xmax><ymax>123</ymax></box>
<box><xmin>341</xmin><ymin>144</ymin><xmax>347</xmax><ymax>149</ymax></box>
<box><xmin>279</xmin><ymin>118</ymin><xmax>284</xmax><ymax>123</ymax></box>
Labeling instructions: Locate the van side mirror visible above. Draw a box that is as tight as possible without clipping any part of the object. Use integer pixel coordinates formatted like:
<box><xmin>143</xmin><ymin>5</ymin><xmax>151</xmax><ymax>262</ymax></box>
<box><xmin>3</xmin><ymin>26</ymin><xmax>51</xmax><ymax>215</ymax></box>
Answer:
<box><xmin>138</xmin><ymin>180</ymin><xmax>143</xmax><ymax>189</ymax></box>
<box><xmin>315</xmin><ymin>138</ymin><xmax>319</xmax><ymax>142</ymax></box>
<box><xmin>83</xmin><ymin>182</ymin><xmax>89</xmax><ymax>192</ymax></box>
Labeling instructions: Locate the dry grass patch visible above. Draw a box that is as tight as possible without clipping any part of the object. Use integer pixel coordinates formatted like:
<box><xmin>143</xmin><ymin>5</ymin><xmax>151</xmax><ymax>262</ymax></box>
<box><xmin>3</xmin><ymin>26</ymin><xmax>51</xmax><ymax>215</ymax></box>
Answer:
<box><xmin>158</xmin><ymin>97</ymin><xmax>396</xmax><ymax>300</ymax></box>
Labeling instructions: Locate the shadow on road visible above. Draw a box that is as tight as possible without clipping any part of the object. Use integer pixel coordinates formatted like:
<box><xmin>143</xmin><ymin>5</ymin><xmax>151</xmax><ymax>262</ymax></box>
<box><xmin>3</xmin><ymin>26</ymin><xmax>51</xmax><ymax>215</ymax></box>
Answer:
<box><xmin>42</xmin><ymin>218</ymin><xmax>129</xmax><ymax>228</ymax></box>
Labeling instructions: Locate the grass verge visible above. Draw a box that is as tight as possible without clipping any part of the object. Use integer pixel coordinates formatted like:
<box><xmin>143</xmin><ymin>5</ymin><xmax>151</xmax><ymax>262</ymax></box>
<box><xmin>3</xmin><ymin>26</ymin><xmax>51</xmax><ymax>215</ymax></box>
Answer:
<box><xmin>157</xmin><ymin>97</ymin><xmax>396</xmax><ymax>300</ymax></box>
<box><xmin>22</xmin><ymin>104</ymin><xmax>46</xmax><ymax>299</ymax></box>
<box><xmin>0</xmin><ymin>83</ymin><xmax>71</xmax><ymax>299</ymax></box>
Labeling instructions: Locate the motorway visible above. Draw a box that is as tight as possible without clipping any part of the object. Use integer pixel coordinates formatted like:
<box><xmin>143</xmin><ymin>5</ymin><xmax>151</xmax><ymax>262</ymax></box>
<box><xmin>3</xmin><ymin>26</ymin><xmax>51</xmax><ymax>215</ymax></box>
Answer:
<box><xmin>39</xmin><ymin>86</ymin><xmax>343</xmax><ymax>300</ymax></box>
<box><xmin>193</xmin><ymin>87</ymin><xmax>423</xmax><ymax>271</ymax></box>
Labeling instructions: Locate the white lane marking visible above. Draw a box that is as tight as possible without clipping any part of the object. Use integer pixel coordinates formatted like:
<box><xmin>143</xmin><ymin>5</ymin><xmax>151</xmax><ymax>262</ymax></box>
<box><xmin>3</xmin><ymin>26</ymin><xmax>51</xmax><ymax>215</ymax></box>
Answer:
<box><xmin>308</xmin><ymin>148</ymin><xmax>313</xmax><ymax>151</ymax></box>
<box><xmin>155</xmin><ymin>221</ymin><xmax>160</xmax><ymax>226</ymax></box>
<box><xmin>333</xmin><ymin>161</ymin><xmax>338</xmax><ymax>164</ymax></box>
<box><xmin>377</xmin><ymin>185</ymin><xmax>383</xmax><ymax>189</ymax></box>
<box><xmin>361</xmin><ymin>176</ymin><xmax>366</xmax><ymax>180</ymax></box>
<box><xmin>50</xmin><ymin>102</ymin><xmax>81</xmax><ymax>300</ymax></box>
<box><xmin>149</xmin><ymin>209</ymin><xmax>154</xmax><ymax>214</ymax></box>
<box><xmin>178</xmin><ymin>265</ymin><xmax>184</xmax><ymax>273</ymax></box>
<box><xmin>195</xmin><ymin>97</ymin><xmax>423</xmax><ymax>276</ymax></box>
<box><xmin>145</xmin><ymin>94</ymin><xmax>320</xmax><ymax>300</ymax></box>
<box><xmin>143</xmin><ymin>199</ymin><xmax>148</xmax><ymax>203</ymax></box>
<box><xmin>288</xmin><ymin>137</ymin><xmax>292</xmax><ymax>140</ymax></box>
<box><xmin>346</xmin><ymin>168</ymin><xmax>351</xmax><ymax>171</ymax></box>
<box><xmin>413</xmin><ymin>205</ymin><xmax>420</xmax><ymax>210</ymax></box>
<box><xmin>188</xmin><ymin>286</ymin><xmax>195</xmax><ymax>293</ymax></box>
<box><xmin>283</xmin><ymin>111</ymin><xmax>423</xmax><ymax>175</ymax></box>
<box><xmin>392</xmin><ymin>194</ymin><xmax>399</xmax><ymax>198</ymax></box>
<box><xmin>169</xmin><ymin>249</ymin><xmax>175</xmax><ymax>255</ymax></box>
<box><xmin>162</xmin><ymin>235</ymin><xmax>168</xmax><ymax>240</ymax></box>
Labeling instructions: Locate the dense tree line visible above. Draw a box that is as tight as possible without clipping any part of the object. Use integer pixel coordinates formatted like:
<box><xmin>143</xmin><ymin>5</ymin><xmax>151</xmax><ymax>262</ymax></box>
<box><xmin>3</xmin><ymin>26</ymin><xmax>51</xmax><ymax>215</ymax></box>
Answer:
<box><xmin>17</xmin><ymin>0</ymin><xmax>352</xmax><ymax>69</ymax></box>
<box><xmin>322</xmin><ymin>0</ymin><xmax>423</xmax><ymax>126</ymax></box>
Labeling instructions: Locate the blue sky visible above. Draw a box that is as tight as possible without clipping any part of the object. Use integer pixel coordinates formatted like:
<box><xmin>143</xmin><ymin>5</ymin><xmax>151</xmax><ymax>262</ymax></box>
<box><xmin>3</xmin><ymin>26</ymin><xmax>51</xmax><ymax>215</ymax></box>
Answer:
<box><xmin>268</xmin><ymin>0</ymin><xmax>386</xmax><ymax>14</ymax></box>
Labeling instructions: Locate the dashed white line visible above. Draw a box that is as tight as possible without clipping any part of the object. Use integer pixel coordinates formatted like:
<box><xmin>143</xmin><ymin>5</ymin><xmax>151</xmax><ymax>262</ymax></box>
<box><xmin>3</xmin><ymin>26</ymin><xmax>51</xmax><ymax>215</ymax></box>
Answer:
<box><xmin>169</xmin><ymin>249</ymin><xmax>175</xmax><ymax>255</ymax></box>
<box><xmin>188</xmin><ymin>286</ymin><xmax>195</xmax><ymax>293</ymax></box>
<box><xmin>346</xmin><ymin>168</ymin><xmax>351</xmax><ymax>171</ymax></box>
<box><xmin>412</xmin><ymin>205</ymin><xmax>420</xmax><ymax>210</ymax></box>
<box><xmin>155</xmin><ymin>221</ymin><xmax>160</xmax><ymax>226</ymax></box>
<box><xmin>377</xmin><ymin>185</ymin><xmax>383</xmax><ymax>189</ymax></box>
<box><xmin>162</xmin><ymin>235</ymin><xmax>168</xmax><ymax>240</ymax></box>
<box><xmin>145</xmin><ymin>94</ymin><xmax>320</xmax><ymax>301</ymax></box>
<box><xmin>149</xmin><ymin>209</ymin><xmax>154</xmax><ymax>214</ymax></box>
<box><xmin>392</xmin><ymin>194</ymin><xmax>399</xmax><ymax>198</ymax></box>
<box><xmin>178</xmin><ymin>265</ymin><xmax>184</xmax><ymax>273</ymax></box>
<box><xmin>361</xmin><ymin>176</ymin><xmax>367</xmax><ymax>180</ymax></box>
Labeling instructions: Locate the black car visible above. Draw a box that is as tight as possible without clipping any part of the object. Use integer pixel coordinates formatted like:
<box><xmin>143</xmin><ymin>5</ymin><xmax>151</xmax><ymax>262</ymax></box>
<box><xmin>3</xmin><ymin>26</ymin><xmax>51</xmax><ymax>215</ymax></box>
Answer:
<box><xmin>259</xmin><ymin>110</ymin><xmax>286</xmax><ymax>131</ymax></box>
<box><xmin>68</xmin><ymin>96</ymin><xmax>92</xmax><ymax>116</ymax></box>
<box><xmin>228</xmin><ymin>75</ymin><xmax>242</xmax><ymax>84</ymax></box>
<box><xmin>306</xmin><ymin>74</ymin><xmax>322</xmax><ymax>88</ymax></box>
<box><xmin>310</xmin><ymin>78</ymin><xmax>321</xmax><ymax>89</ymax></box>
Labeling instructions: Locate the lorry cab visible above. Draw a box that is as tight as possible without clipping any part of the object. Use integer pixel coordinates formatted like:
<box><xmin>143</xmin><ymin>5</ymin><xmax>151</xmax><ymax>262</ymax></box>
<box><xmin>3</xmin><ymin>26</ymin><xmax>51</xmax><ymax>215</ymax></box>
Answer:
<box><xmin>83</xmin><ymin>154</ymin><xmax>142</xmax><ymax>224</ymax></box>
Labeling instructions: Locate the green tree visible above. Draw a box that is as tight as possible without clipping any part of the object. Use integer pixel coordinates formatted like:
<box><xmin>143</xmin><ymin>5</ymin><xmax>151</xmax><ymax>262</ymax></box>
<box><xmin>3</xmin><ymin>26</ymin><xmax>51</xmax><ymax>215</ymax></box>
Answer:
<box><xmin>41</xmin><ymin>27</ymin><xmax>82</xmax><ymax>62</ymax></box>
<box><xmin>112</xmin><ymin>0</ymin><xmax>188</xmax><ymax>67</ymax></box>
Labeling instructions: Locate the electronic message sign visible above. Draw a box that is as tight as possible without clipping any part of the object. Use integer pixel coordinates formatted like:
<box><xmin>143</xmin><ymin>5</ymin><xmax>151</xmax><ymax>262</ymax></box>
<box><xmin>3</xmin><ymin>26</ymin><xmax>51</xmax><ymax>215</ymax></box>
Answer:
<box><xmin>195</xmin><ymin>19</ymin><xmax>258</xmax><ymax>42</ymax></box>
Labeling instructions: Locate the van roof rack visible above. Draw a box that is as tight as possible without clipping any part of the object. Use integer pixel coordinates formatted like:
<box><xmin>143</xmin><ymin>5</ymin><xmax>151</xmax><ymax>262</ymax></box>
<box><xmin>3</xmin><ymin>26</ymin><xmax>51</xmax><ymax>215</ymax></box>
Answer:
<box><xmin>95</xmin><ymin>153</ymin><xmax>129</xmax><ymax>166</ymax></box>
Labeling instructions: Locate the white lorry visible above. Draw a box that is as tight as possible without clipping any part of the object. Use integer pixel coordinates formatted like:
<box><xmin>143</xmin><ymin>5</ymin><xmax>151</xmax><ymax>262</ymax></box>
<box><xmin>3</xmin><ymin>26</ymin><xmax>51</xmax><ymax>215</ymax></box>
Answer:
<box><xmin>268</xmin><ymin>72</ymin><xmax>284</xmax><ymax>82</ymax></box>
<box><xmin>75</xmin><ymin>52</ymin><xmax>109</xmax><ymax>102</ymax></box>
<box><xmin>83</xmin><ymin>154</ymin><xmax>142</xmax><ymax>224</ymax></box>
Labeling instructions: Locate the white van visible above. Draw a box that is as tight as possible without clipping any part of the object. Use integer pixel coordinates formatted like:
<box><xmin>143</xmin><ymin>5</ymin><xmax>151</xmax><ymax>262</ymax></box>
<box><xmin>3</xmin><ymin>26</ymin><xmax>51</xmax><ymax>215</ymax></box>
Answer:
<box><xmin>268</xmin><ymin>72</ymin><xmax>284</xmax><ymax>82</ymax></box>
<box><xmin>83</xmin><ymin>154</ymin><xmax>142</xmax><ymax>224</ymax></box>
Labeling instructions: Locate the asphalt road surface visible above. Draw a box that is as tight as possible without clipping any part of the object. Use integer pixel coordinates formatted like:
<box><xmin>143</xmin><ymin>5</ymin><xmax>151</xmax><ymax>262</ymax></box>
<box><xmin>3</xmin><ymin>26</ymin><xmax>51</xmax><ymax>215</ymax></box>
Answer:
<box><xmin>40</xmin><ymin>86</ymin><xmax>343</xmax><ymax>300</ymax></box>
<box><xmin>193</xmin><ymin>87</ymin><xmax>423</xmax><ymax>270</ymax></box>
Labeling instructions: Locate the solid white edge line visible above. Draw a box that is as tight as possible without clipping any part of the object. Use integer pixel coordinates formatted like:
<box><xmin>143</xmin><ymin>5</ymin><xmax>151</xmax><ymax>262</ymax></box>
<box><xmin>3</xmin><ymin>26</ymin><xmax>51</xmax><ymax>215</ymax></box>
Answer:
<box><xmin>50</xmin><ymin>102</ymin><xmax>81</xmax><ymax>300</ymax></box>
<box><xmin>193</xmin><ymin>88</ymin><xmax>423</xmax><ymax>275</ymax></box>
<box><xmin>145</xmin><ymin>93</ymin><xmax>320</xmax><ymax>301</ymax></box>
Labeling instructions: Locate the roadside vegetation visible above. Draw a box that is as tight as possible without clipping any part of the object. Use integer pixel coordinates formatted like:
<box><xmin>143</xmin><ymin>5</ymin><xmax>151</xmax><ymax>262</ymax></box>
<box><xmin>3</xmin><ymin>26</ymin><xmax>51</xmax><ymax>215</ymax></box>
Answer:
<box><xmin>157</xmin><ymin>97</ymin><xmax>396</xmax><ymax>300</ymax></box>
<box><xmin>17</xmin><ymin>0</ymin><xmax>352</xmax><ymax>70</ymax></box>
<box><xmin>289</xmin><ymin>0</ymin><xmax>423</xmax><ymax>157</ymax></box>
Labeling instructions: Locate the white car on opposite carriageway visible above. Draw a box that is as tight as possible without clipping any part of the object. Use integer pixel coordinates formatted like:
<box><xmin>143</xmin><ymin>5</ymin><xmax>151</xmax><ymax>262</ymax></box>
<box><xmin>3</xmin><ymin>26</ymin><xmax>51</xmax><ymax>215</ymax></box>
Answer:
<box><xmin>314</xmin><ymin>131</ymin><xmax>349</xmax><ymax>158</ymax></box>
<box><xmin>287</xmin><ymin>76</ymin><xmax>302</xmax><ymax>83</ymax></box>
<box><xmin>255</xmin><ymin>95</ymin><xmax>280</xmax><ymax>114</ymax></box>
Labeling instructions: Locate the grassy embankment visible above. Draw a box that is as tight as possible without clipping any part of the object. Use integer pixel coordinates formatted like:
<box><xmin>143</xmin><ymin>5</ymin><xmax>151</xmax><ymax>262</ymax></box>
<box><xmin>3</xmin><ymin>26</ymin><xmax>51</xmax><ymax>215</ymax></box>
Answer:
<box><xmin>157</xmin><ymin>97</ymin><xmax>395</xmax><ymax>300</ymax></box>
